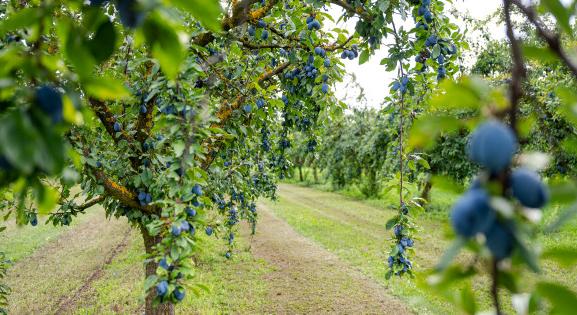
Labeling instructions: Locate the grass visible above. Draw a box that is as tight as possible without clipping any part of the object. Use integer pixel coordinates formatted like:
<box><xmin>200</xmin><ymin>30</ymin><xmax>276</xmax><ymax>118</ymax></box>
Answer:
<box><xmin>0</xmin><ymin>208</ymin><xmax>102</xmax><ymax>263</ymax></box>
<box><xmin>2</xmin><ymin>179</ymin><xmax>576</xmax><ymax>314</ymax></box>
<box><xmin>0</xmin><ymin>206</ymin><xmax>273</xmax><ymax>314</ymax></box>
<box><xmin>266</xmin><ymin>181</ymin><xmax>577</xmax><ymax>314</ymax></box>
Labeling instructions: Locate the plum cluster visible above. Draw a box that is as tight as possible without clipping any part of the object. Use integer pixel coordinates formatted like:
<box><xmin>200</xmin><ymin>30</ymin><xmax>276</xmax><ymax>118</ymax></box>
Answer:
<box><xmin>306</xmin><ymin>15</ymin><xmax>321</xmax><ymax>30</ymax></box>
<box><xmin>388</xmin><ymin>220</ymin><xmax>415</xmax><ymax>274</ymax></box>
<box><xmin>392</xmin><ymin>76</ymin><xmax>410</xmax><ymax>94</ymax></box>
<box><xmin>138</xmin><ymin>191</ymin><xmax>152</xmax><ymax>206</ymax></box>
<box><xmin>451</xmin><ymin>120</ymin><xmax>549</xmax><ymax>260</ymax></box>
<box><xmin>340</xmin><ymin>45</ymin><xmax>359</xmax><ymax>60</ymax></box>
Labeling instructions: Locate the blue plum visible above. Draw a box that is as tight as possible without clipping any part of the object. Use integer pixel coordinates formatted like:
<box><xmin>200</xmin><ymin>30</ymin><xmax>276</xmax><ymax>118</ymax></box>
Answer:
<box><xmin>425</xmin><ymin>35</ymin><xmax>437</xmax><ymax>47</ymax></box>
<box><xmin>256</xmin><ymin>98</ymin><xmax>265</xmax><ymax>109</ymax></box>
<box><xmin>484</xmin><ymin>221</ymin><xmax>516</xmax><ymax>260</ymax></box>
<box><xmin>185</xmin><ymin>207</ymin><xmax>197</xmax><ymax>217</ymax></box>
<box><xmin>205</xmin><ymin>226</ymin><xmax>213</xmax><ymax>236</ymax></box>
<box><xmin>36</xmin><ymin>85</ymin><xmax>63</xmax><ymax>123</ymax></box>
<box><xmin>180</xmin><ymin>221</ymin><xmax>190</xmax><ymax>232</ymax></box>
<box><xmin>171</xmin><ymin>224</ymin><xmax>181</xmax><ymax>237</ymax></box>
<box><xmin>159</xmin><ymin>257</ymin><xmax>170</xmax><ymax>270</ymax></box>
<box><xmin>467</xmin><ymin>120</ymin><xmax>517</xmax><ymax>173</ymax></box>
<box><xmin>173</xmin><ymin>287</ymin><xmax>185</xmax><ymax>301</ymax></box>
<box><xmin>156</xmin><ymin>280</ymin><xmax>168</xmax><ymax>297</ymax></box>
<box><xmin>511</xmin><ymin>168</ymin><xmax>548</xmax><ymax>208</ymax></box>
<box><xmin>450</xmin><ymin>188</ymin><xmax>495</xmax><ymax>238</ymax></box>
<box><xmin>191</xmin><ymin>184</ymin><xmax>203</xmax><ymax>196</ymax></box>
<box><xmin>113</xmin><ymin>122</ymin><xmax>121</xmax><ymax>132</ymax></box>
<box><xmin>116</xmin><ymin>0</ymin><xmax>145</xmax><ymax>28</ymax></box>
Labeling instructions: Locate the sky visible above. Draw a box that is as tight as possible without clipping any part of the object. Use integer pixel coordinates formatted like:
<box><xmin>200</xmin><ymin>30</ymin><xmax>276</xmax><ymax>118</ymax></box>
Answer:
<box><xmin>328</xmin><ymin>0</ymin><xmax>504</xmax><ymax>108</ymax></box>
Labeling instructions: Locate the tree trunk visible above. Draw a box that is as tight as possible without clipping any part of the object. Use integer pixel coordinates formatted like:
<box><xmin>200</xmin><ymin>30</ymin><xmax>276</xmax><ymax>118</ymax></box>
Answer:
<box><xmin>313</xmin><ymin>166</ymin><xmax>318</xmax><ymax>183</ymax></box>
<box><xmin>141</xmin><ymin>225</ymin><xmax>175</xmax><ymax>315</ymax></box>
<box><xmin>298</xmin><ymin>166</ymin><xmax>303</xmax><ymax>182</ymax></box>
<box><xmin>420</xmin><ymin>173</ymin><xmax>433</xmax><ymax>203</ymax></box>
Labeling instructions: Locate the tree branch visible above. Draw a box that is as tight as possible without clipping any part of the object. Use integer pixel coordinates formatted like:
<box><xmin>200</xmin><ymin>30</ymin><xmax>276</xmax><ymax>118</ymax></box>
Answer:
<box><xmin>328</xmin><ymin>0</ymin><xmax>373</xmax><ymax>21</ymax></box>
<box><xmin>192</xmin><ymin>0</ymin><xmax>279</xmax><ymax>47</ymax></box>
<box><xmin>258</xmin><ymin>62</ymin><xmax>290</xmax><ymax>86</ymax></box>
<box><xmin>200</xmin><ymin>96</ymin><xmax>246</xmax><ymax>169</ymax></box>
<box><xmin>88</xmin><ymin>98</ymin><xmax>134</xmax><ymax>144</ymax></box>
<box><xmin>93</xmin><ymin>169</ymin><xmax>159</xmax><ymax>214</ymax></box>
<box><xmin>504</xmin><ymin>0</ymin><xmax>526</xmax><ymax>134</ymax></box>
<box><xmin>510</xmin><ymin>0</ymin><xmax>577</xmax><ymax>78</ymax></box>
<box><xmin>76</xmin><ymin>195</ymin><xmax>105</xmax><ymax>211</ymax></box>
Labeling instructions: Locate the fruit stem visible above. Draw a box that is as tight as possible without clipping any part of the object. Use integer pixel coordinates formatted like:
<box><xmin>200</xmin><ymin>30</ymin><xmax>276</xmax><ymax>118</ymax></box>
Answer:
<box><xmin>491</xmin><ymin>258</ymin><xmax>502</xmax><ymax>315</ymax></box>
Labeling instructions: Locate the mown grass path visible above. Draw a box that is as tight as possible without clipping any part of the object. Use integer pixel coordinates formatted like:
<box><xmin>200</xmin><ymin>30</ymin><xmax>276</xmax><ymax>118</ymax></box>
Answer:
<box><xmin>250</xmin><ymin>204</ymin><xmax>410</xmax><ymax>314</ymax></box>
<box><xmin>3</xmin><ymin>183</ymin><xmax>575</xmax><ymax>314</ymax></box>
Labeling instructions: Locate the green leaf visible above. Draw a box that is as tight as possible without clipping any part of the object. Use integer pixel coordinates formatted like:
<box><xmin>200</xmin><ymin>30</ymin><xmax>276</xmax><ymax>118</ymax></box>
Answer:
<box><xmin>459</xmin><ymin>282</ymin><xmax>477</xmax><ymax>315</ymax></box>
<box><xmin>408</xmin><ymin>114</ymin><xmax>461</xmax><ymax>149</ymax></box>
<box><xmin>37</xmin><ymin>185</ymin><xmax>60</xmax><ymax>215</ymax></box>
<box><xmin>515</xmin><ymin>237</ymin><xmax>540</xmax><ymax>273</ymax></box>
<box><xmin>0</xmin><ymin>111</ymin><xmax>39</xmax><ymax>173</ymax></box>
<box><xmin>536</xmin><ymin>282</ymin><xmax>577</xmax><ymax>315</ymax></box>
<box><xmin>436</xmin><ymin>237</ymin><xmax>466</xmax><ymax>271</ymax></box>
<box><xmin>0</xmin><ymin>8</ymin><xmax>41</xmax><ymax>36</ymax></box>
<box><xmin>541</xmin><ymin>0</ymin><xmax>572</xmax><ymax>37</ymax></box>
<box><xmin>359</xmin><ymin>50</ymin><xmax>369</xmax><ymax>65</ymax></box>
<box><xmin>87</xmin><ymin>19</ymin><xmax>117</xmax><ymax>64</ymax></box>
<box><xmin>170</xmin><ymin>0</ymin><xmax>222</xmax><ymax>32</ymax></box>
<box><xmin>142</xmin><ymin>16</ymin><xmax>184</xmax><ymax>80</ymax></box>
<box><xmin>65</xmin><ymin>30</ymin><xmax>96</xmax><ymax>78</ymax></box>
<box><xmin>432</xmin><ymin>44</ymin><xmax>441</xmax><ymax>59</ymax></box>
<box><xmin>522</xmin><ymin>45</ymin><xmax>557</xmax><ymax>63</ymax></box>
<box><xmin>548</xmin><ymin>179</ymin><xmax>577</xmax><ymax>204</ymax></box>
<box><xmin>429</xmin><ymin>77</ymin><xmax>490</xmax><ymax>111</ymax></box>
<box><xmin>542</xmin><ymin>247</ymin><xmax>577</xmax><ymax>267</ymax></box>
<box><xmin>83</xmin><ymin>76</ymin><xmax>131</xmax><ymax>100</ymax></box>
<box><xmin>545</xmin><ymin>202</ymin><xmax>577</xmax><ymax>233</ymax></box>
<box><xmin>144</xmin><ymin>275</ymin><xmax>158</xmax><ymax>291</ymax></box>
<box><xmin>385</xmin><ymin>216</ymin><xmax>399</xmax><ymax>230</ymax></box>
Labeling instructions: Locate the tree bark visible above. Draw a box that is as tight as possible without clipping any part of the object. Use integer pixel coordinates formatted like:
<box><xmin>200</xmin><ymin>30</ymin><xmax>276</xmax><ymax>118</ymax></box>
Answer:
<box><xmin>141</xmin><ymin>225</ymin><xmax>175</xmax><ymax>315</ymax></box>
<box><xmin>420</xmin><ymin>173</ymin><xmax>433</xmax><ymax>203</ymax></box>
<box><xmin>313</xmin><ymin>166</ymin><xmax>318</xmax><ymax>183</ymax></box>
<box><xmin>298</xmin><ymin>166</ymin><xmax>303</xmax><ymax>182</ymax></box>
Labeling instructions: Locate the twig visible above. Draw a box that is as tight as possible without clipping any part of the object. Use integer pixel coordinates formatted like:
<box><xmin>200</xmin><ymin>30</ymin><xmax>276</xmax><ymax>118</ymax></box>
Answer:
<box><xmin>491</xmin><ymin>258</ymin><xmax>502</xmax><ymax>315</ymax></box>
<box><xmin>510</xmin><ymin>0</ymin><xmax>577</xmax><ymax>78</ymax></box>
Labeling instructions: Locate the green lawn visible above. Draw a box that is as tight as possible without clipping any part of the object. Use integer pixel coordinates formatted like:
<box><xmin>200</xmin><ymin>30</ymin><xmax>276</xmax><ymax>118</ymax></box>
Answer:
<box><xmin>0</xmin><ymin>207</ymin><xmax>273</xmax><ymax>314</ymax></box>
<box><xmin>2</xmin><ymin>182</ymin><xmax>575</xmax><ymax>314</ymax></box>
<box><xmin>266</xmin><ymin>182</ymin><xmax>577</xmax><ymax>314</ymax></box>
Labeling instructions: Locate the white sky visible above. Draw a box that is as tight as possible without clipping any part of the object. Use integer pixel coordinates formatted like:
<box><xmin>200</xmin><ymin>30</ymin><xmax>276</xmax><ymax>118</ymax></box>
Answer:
<box><xmin>329</xmin><ymin>0</ymin><xmax>504</xmax><ymax>108</ymax></box>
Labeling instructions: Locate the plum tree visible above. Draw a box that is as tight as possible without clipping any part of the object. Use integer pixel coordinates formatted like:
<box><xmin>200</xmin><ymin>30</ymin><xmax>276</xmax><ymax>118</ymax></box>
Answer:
<box><xmin>0</xmin><ymin>0</ymin><xmax>393</xmax><ymax>313</ymax></box>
